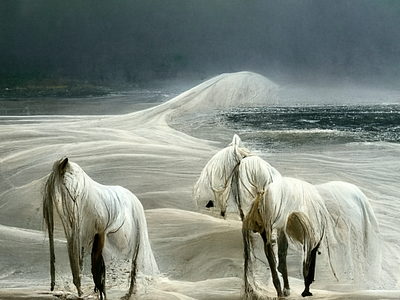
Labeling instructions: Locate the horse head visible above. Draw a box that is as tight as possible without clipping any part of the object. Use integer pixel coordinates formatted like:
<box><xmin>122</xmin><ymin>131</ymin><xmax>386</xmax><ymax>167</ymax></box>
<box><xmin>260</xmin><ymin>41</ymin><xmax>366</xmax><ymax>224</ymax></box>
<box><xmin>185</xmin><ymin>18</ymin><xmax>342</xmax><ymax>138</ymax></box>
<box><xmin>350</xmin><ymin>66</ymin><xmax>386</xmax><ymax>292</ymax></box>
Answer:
<box><xmin>47</xmin><ymin>157</ymin><xmax>84</xmax><ymax>218</ymax></box>
<box><xmin>194</xmin><ymin>134</ymin><xmax>251</xmax><ymax>218</ymax></box>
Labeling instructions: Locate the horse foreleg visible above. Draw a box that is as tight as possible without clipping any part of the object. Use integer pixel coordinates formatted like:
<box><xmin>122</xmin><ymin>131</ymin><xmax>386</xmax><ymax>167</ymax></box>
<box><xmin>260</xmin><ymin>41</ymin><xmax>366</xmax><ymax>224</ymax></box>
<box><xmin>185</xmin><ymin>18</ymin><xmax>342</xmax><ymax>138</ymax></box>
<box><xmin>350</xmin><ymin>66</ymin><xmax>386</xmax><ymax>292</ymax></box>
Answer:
<box><xmin>242</xmin><ymin>228</ymin><xmax>254</xmax><ymax>298</ymax></box>
<box><xmin>67</xmin><ymin>236</ymin><xmax>83</xmax><ymax>297</ymax></box>
<box><xmin>80</xmin><ymin>247</ymin><xmax>85</xmax><ymax>273</ymax></box>
<box><xmin>91</xmin><ymin>233</ymin><xmax>106</xmax><ymax>300</ymax></box>
<box><xmin>261</xmin><ymin>230</ymin><xmax>283</xmax><ymax>297</ymax></box>
<box><xmin>301</xmin><ymin>244</ymin><xmax>319</xmax><ymax>297</ymax></box>
<box><xmin>44</xmin><ymin>195</ymin><xmax>56</xmax><ymax>291</ymax></box>
<box><xmin>49</xmin><ymin>239</ymin><xmax>56</xmax><ymax>292</ymax></box>
<box><xmin>277</xmin><ymin>230</ymin><xmax>290</xmax><ymax>296</ymax></box>
<box><xmin>46</xmin><ymin>217</ymin><xmax>56</xmax><ymax>291</ymax></box>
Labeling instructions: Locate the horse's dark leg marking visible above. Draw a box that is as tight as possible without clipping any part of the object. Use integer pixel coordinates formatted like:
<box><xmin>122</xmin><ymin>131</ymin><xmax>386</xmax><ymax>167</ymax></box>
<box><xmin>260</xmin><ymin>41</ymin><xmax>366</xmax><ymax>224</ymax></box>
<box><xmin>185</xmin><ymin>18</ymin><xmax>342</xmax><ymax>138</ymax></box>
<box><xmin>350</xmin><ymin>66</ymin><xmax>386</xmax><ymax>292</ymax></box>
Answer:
<box><xmin>242</xmin><ymin>228</ymin><xmax>254</xmax><ymax>298</ymax></box>
<box><xmin>91</xmin><ymin>233</ymin><xmax>106</xmax><ymax>300</ymax></box>
<box><xmin>44</xmin><ymin>197</ymin><xmax>56</xmax><ymax>291</ymax></box>
<box><xmin>239</xmin><ymin>209</ymin><xmax>245</xmax><ymax>222</ymax></box>
<box><xmin>261</xmin><ymin>230</ymin><xmax>283</xmax><ymax>297</ymax></box>
<box><xmin>277</xmin><ymin>229</ymin><xmax>290</xmax><ymax>296</ymax></box>
<box><xmin>80</xmin><ymin>247</ymin><xmax>85</xmax><ymax>272</ymax></box>
<box><xmin>301</xmin><ymin>244</ymin><xmax>319</xmax><ymax>297</ymax></box>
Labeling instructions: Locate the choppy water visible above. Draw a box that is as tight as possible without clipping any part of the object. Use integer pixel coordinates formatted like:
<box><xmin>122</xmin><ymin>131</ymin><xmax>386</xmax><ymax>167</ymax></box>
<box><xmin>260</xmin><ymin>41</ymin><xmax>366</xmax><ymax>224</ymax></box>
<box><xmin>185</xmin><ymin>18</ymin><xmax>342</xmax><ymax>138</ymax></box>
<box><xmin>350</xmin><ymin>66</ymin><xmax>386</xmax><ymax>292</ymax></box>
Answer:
<box><xmin>220</xmin><ymin>105</ymin><xmax>400</xmax><ymax>151</ymax></box>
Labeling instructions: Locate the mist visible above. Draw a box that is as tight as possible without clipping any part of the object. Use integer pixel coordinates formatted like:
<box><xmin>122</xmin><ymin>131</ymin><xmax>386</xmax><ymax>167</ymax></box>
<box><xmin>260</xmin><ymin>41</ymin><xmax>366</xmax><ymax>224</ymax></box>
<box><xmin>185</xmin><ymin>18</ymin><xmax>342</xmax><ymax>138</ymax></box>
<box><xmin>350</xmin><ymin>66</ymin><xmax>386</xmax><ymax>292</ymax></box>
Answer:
<box><xmin>1</xmin><ymin>0</ymin><xmax>400</xmax><ymax>86</ymax></box>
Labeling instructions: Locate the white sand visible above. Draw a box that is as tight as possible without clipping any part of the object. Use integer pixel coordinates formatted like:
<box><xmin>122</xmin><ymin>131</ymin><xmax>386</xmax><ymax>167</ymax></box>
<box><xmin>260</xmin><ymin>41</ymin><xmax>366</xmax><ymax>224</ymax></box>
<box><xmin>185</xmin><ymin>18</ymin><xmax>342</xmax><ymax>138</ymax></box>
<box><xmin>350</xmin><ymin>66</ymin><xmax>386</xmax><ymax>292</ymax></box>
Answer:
<box><xmin>0</xmin><ymin>71</ymin><xmax>399</xmax><ymax>299</ymax></box>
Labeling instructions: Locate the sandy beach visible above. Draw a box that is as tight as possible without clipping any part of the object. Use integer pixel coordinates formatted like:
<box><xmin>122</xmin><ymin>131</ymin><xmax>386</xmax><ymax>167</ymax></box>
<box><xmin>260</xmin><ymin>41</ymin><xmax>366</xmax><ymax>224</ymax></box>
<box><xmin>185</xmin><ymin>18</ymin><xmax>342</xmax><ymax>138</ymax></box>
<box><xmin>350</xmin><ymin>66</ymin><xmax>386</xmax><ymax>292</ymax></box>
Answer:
<box><xmin>1</xmin><ymin>72</ymin><xmax>399</xmax><ymax>300</ymax></box>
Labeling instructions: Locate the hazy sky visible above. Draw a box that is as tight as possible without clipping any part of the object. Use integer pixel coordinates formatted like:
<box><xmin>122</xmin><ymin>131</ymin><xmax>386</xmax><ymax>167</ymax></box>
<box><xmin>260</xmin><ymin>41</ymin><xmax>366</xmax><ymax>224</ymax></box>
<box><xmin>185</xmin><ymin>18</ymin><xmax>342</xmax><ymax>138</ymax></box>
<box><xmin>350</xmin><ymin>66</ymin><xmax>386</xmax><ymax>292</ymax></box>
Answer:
<box><xmin>1</xmin><ymin>0</ymin><xmax>399</xmax><ymax>83</ymax></box>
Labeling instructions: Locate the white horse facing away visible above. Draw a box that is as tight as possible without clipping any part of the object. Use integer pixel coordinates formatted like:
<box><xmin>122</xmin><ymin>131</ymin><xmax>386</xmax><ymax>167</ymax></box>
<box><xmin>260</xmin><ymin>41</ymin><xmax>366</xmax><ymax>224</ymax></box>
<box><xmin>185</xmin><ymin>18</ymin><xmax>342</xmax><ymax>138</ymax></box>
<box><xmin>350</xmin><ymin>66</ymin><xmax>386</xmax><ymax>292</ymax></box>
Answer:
<box><xmin>43</xmin><ymin>157</ymin><xmax>159</xmax><ymax>299</ymax></box>
<box><xmin>194</xmin><ymin>134</ymin><xmax>381</xmax><ymax>298</ymax></box>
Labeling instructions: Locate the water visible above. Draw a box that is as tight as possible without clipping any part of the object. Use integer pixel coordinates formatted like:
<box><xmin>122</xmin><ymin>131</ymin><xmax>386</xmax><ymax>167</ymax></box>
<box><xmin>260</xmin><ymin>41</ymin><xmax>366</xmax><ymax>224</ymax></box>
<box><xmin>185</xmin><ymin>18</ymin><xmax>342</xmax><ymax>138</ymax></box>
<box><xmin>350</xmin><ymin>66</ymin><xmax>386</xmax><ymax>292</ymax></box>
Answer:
<box><xmin>220</xmin><ymin>104</ymin><xmax>400</xmax><ymax>151</ymax></box>
<box><xmin>0</xmin><ymin>89</ymin><xmax>176</xmax><ymax>116</ymax></box>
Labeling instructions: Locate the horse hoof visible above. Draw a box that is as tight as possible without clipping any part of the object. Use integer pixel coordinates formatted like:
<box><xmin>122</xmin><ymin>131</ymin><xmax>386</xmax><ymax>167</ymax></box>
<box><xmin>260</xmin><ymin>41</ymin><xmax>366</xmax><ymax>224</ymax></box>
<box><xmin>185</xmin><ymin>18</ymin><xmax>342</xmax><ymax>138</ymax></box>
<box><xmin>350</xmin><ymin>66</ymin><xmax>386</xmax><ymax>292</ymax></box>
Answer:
<box><xmin>301</xmin><ymin>290</ymin><xmax>313</xmax><ymax>297</ymax></box>
<box><xmin>283</xmin><ymin>288</ymin><xmax>291</xmax><ymax>296</ymax></box>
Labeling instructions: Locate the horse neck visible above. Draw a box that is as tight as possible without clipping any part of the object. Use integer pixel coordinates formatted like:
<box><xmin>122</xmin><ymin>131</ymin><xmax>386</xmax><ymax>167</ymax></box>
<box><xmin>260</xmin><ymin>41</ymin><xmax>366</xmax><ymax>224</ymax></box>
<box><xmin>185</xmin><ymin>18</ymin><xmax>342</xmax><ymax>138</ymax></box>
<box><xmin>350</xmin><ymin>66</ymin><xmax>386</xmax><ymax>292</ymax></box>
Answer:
<box><xmin>57</xmin><ymin>168</ymin><xmax>94</xmax><ymax>225</ymax></box>
<box><xmin>237</xmin><ymin>158</ymin><xmax>282</xmax><ymax>217</ymax></box>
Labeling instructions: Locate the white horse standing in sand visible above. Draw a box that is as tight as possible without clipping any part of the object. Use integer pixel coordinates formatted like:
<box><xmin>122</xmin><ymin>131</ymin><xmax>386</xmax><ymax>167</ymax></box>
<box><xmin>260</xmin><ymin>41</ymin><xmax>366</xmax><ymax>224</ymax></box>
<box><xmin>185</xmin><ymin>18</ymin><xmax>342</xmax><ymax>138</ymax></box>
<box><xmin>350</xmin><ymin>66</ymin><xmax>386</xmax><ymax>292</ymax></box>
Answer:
<box><xmin>194</xmin><ymin>135</ymin><xmax>381</xmax><ymax>298</ymax></box>
<box><xmin>43</xmin><ymin>157</ymin><xmax>159</xmax><ymax>299</ymax></box>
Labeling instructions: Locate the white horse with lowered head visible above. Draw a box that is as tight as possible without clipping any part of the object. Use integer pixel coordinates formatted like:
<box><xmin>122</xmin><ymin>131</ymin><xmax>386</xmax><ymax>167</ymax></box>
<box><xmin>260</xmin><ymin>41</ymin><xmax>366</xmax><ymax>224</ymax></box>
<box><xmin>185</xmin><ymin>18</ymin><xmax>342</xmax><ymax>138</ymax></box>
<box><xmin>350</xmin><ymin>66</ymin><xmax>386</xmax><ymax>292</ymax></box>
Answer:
<box><xmin>43</xmin><ymin>157</ymin><xmax>159</xmax><ymax>299</ymax></box>
<box><xmin>194</xmin><ymin>134</ymin><xmax>381</xmax><ymax>298</ymax></box>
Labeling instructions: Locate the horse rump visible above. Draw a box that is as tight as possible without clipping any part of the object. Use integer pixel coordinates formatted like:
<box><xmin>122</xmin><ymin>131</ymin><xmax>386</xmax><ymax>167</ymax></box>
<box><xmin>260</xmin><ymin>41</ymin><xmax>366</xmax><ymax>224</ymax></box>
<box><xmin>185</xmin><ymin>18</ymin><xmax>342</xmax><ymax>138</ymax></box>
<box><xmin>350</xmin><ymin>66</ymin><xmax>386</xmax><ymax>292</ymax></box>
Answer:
<box><xmin>286</xmin><ymin>211</ymin><xmax>322</xmax><ymax>297</ymax></box>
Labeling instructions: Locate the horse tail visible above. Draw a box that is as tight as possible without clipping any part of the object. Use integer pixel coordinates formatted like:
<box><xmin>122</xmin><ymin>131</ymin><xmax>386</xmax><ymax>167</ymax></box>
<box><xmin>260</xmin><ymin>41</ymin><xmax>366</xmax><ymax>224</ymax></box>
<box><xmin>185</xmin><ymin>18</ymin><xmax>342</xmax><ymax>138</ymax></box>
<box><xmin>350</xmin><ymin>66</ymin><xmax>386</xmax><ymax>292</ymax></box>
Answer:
<box><xmin>324</xmin><ymin>234</ymin><xmax>338</xmax><ymax>281</ymax></box>
<box><xmin>43</xmin><ymin>175</ymin><xmax>56</xmax><ymax>291</ymax></box>
<box><xmin>126</xmin><ymin>224</ymin><xmax>141</xmax><ymax>297</ymax></box>
<box><xmin>135</xmin><ymin>200</ymin><xmax>159</xmax><ymax>276</ymax></box>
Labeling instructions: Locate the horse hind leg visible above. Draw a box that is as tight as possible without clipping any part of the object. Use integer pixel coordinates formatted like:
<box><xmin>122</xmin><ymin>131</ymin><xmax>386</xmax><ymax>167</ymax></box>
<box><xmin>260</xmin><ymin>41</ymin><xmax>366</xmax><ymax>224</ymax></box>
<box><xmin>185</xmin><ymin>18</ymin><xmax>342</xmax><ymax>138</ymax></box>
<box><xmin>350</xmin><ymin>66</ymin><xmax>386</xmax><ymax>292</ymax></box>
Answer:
<box><xmin>242</xmin><ymin>228</ymin><xmax>255</xmax><ymax>299</ymax></box>
<box><xmin>91</xmin><ymin>233</ymin><xmax>106</xmax><ymax>300</ymax></box>
<box><xmin>302</xmin><ymin>244</ymin><xmax>319</xmax><ymax>297</ymax></box>
<box><xmin>277</xmin><ymin>230</ymin><xmax>290</xmax><ymax>296</ymax></box>
<box><xmin>286</xmin><ymin>212</ymin><xmax>320</xmax><ymax>297</ymax></box>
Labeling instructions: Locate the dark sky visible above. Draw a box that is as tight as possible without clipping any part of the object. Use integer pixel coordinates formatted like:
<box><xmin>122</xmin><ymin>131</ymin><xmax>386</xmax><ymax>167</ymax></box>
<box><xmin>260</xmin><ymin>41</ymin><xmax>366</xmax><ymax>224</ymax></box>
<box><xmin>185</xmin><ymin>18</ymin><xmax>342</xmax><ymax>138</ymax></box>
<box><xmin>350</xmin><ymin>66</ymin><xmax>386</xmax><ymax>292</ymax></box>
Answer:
<box><xmin>1</xmin><ymin>0</ymin><xmax>399</xmax><ymax>84</ymax></box>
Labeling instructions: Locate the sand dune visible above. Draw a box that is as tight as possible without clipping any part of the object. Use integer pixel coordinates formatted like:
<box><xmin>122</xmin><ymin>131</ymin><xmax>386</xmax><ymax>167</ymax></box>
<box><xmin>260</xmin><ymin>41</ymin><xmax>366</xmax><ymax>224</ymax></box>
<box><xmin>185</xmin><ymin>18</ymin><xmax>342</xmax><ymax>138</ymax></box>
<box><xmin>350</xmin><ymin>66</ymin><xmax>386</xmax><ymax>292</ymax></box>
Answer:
<box><xmin>0</xmin><ymin>72</ymin><xmax>399</xmax><ymax>299</ymax></box>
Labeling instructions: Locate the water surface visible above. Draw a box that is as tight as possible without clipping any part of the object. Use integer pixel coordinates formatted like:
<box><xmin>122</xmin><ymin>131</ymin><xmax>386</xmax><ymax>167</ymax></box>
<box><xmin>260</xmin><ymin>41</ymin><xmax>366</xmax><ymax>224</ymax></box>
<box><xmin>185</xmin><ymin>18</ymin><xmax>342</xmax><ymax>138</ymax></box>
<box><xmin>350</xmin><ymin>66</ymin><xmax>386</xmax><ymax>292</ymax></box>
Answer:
<box><xmin>220</xmin><ymin>105</ymin><xmax>400</xmax><ymax>151</ymax></box>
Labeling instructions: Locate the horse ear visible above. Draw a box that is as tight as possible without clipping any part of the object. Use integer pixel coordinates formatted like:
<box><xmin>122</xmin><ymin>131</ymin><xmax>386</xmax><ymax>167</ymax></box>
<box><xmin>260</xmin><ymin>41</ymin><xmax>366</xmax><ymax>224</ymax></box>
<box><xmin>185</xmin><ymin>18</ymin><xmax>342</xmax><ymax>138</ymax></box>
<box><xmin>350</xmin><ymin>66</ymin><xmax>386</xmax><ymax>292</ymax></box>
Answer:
<box><xmin>232</xmin><ymin>134</ymin><xmax>244</xmax><ymax>162</ymax></box>
<box><xmin>59</xmin><ymin>157</ymin><xmax>69</xmax><ymax>173</ymax></box>
<box><xmin>232</xmin><ymin>134</ymin><xmax>241</xmax><ymax>147</ymax></box>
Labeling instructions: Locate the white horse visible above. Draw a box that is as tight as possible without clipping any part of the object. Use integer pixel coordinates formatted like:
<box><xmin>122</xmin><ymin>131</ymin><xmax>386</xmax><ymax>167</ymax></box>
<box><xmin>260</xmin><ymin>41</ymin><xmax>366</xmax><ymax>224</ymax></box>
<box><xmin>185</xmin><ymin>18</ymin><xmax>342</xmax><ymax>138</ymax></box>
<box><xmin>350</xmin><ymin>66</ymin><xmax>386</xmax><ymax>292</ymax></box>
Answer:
<box><xmin>43</xmin><ymin>157</ymin><xmax>159</xmax><ymax>299</ymax></box>
<box><xmin>194</xmin><ymin>134</ymin><xmax>381</xmax><ymax>298</ymax></box>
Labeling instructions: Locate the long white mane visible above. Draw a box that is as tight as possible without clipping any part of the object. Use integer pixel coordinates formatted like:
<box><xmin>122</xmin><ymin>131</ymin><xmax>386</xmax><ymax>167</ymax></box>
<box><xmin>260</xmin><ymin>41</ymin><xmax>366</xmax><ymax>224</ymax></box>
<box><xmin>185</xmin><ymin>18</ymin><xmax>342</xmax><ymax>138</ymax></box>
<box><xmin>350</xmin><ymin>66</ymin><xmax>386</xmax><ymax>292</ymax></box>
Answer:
<box><xmin>237</xmin><ymin>156</ymin><xmax>280</xmax><ymax>216</ymax></box>
<box><xmin>193</xmin><ymin>134</ymin><xmax>251</xmax><ymax>217</ymax></box>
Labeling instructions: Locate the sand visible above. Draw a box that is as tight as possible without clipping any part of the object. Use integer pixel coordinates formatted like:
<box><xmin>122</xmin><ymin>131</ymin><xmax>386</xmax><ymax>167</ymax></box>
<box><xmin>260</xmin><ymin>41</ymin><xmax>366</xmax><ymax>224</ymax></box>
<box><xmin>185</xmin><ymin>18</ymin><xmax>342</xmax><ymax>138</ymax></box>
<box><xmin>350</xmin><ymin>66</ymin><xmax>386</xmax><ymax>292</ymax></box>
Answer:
<box><xmin>0</xmin><ymin>71</ymin><xmax>399</xmax><ymax>299</ymax></box>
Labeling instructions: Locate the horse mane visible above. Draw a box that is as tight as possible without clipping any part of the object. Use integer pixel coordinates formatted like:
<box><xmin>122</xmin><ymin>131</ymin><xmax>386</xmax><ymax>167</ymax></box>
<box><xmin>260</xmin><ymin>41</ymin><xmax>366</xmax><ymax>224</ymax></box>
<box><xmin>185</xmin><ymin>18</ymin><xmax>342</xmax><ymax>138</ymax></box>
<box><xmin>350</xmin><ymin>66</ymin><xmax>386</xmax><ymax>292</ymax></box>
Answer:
<box><xmin>44</xmin><ymin>157</ymin><xmax>83</xmax><ymax>227</ymax></box>
<box><xmin>43</xmin><ymin>157</ymin><xmax>71</xmax><ymax>234</ymax></box>
<box><xmin>239</xmin><ymin>156</ymin><xmax>277</xmax><ymax>195</ymax></box>
<box><xmin>42</xmin><ymin>157</ymin><xmax>70</xmax><ymax>291</ymax></box>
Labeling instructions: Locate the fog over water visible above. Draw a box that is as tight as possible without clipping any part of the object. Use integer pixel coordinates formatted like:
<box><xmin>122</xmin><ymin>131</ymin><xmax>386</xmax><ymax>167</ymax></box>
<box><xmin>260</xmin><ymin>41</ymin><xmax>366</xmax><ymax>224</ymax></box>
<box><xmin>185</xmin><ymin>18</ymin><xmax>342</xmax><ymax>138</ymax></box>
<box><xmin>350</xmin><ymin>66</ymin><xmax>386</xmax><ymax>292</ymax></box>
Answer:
<box><xmin>1</xmin><ymin>1</ymin><xmax>400</xmax><ymax>86</ymax></box>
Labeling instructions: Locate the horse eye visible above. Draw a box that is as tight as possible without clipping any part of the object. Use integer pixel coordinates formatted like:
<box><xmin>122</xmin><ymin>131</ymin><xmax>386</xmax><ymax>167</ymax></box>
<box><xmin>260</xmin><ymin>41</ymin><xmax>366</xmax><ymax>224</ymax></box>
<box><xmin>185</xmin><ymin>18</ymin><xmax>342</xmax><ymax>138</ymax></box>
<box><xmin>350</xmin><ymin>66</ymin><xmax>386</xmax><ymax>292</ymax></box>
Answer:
<box><xmin>205</xmin><ymin>200</ymin><xmax>214</xmax><ymax>208</ymax></box>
